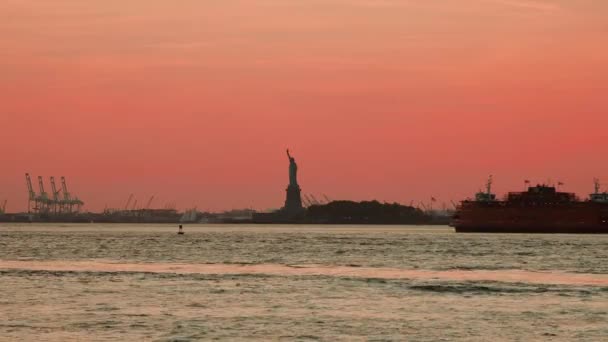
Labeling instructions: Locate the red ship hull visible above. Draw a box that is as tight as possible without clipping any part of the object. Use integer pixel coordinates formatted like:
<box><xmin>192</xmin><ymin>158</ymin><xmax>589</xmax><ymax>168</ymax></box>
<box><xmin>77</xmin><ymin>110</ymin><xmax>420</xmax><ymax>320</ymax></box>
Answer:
<box><xmin>452</xmin><ymin>201</ymin><xmax>608</xmax><ymax>234</ymax></box>
<box><xmin>454</xmin><ymin>224</ymin><xmax>608</xmax><ymax>234</ymax></box>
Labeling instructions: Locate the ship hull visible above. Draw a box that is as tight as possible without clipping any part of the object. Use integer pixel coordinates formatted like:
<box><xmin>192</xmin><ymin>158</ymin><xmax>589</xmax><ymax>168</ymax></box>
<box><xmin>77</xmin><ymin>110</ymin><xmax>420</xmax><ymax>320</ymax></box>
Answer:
<box><xmin>454</xmin><ymin>225</ymin><xmax>608</xmax><ymax>234</ymax></box>
<box><xmin>452</xmin><ymin>201</ymin><xmax>608</xmax><ymax>234</ymax></box>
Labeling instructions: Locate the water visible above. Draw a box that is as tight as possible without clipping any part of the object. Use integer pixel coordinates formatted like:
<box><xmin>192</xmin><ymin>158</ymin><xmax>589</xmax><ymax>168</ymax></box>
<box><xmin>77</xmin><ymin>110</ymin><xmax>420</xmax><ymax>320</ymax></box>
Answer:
<box><xmin>1</xmin><ymin>224</ymin><xmax>607</xmax><ymax>341</ymax></box>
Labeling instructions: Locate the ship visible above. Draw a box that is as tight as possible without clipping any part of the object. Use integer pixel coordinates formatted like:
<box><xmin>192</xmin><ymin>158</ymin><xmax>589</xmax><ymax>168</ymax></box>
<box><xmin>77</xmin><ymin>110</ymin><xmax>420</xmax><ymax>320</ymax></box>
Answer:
<box><xmin>451</xmin><ymin>177</ymin><xmax>608</xmax><ymax>234</ymax></box>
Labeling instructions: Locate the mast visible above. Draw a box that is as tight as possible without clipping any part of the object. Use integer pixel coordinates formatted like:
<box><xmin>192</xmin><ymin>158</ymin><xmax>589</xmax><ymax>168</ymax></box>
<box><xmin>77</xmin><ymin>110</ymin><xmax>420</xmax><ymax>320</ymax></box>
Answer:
<box><xmin>486</xmin><ymin>175</ymin><xmax>493</xmax><ymax>196</ymax></box>
<box><xmin>475</xmin><ymin>175</ymin><xmax>496</xmax><ymax>202</ymax></box>
<box><xmin>594</xmin><ymin>178</ymin><xmax>601</xmax><ymax>194</ymax></box>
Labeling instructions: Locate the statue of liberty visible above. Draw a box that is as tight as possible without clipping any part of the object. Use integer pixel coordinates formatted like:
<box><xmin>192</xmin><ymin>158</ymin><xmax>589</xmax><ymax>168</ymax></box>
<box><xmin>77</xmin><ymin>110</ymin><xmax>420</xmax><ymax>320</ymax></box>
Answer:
<box><xmin>283</xmin><ymin>149</ymin><xmax>303</xmax><ymax>213</ymax></box>
<box><xmin>286</xmin><ymin>149</ymin><xmax>298</xmax><ymax>187</ymax></box>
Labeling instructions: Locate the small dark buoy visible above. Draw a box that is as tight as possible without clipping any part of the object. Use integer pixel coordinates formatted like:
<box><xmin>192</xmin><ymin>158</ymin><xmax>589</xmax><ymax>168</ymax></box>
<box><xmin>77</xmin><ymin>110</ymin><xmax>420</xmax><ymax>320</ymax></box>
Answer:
<box><xmin>177</xmin><ymin>224</ymin><xmax>184</xmax><ymax>235</ymax></box>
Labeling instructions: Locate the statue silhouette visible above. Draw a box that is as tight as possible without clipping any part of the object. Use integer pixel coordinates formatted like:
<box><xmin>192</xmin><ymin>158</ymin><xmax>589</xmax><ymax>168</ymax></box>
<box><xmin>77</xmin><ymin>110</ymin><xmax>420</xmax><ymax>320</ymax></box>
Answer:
<box><xmin>286</xmin><ymin>149</ymin><xmax>298</xmax><ymax>187</ymax></box>
<box><xmin>283</xmin><ymin>149</ymin><xmax>304</xmax><ymax>213</ymax></box>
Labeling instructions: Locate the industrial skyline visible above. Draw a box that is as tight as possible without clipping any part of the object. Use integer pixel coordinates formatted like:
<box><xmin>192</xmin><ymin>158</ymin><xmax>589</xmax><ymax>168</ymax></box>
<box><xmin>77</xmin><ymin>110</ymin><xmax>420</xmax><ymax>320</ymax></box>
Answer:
<box><xmin>4</xmin><ymin>170</ymin><xmax>606</xmax><ymax>215</ymax></box>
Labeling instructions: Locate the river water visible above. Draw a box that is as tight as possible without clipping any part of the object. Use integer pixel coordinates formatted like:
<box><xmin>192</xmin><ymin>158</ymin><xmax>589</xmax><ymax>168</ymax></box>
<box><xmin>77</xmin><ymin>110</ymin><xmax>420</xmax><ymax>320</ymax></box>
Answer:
<box><xmin>0</xmin><ymin>224</ymin><xmax>607</xmax><ymax>341</ymax></box>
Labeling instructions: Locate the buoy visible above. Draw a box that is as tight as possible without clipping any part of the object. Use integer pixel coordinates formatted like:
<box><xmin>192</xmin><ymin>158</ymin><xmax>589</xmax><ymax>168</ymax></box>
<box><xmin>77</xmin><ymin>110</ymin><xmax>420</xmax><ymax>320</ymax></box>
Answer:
<box><xmin>177</xmin><ymin>224</ymin><xmax>184</xmax><ymax>235</ymax></box>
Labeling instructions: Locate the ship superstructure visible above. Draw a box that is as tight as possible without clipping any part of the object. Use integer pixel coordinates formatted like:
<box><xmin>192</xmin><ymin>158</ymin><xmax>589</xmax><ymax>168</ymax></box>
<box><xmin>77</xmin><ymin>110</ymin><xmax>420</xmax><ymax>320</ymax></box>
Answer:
<box><xmin>590</xmin><ymin>178</ymin><xmax>608</xmax><ymax>203</ymax></box>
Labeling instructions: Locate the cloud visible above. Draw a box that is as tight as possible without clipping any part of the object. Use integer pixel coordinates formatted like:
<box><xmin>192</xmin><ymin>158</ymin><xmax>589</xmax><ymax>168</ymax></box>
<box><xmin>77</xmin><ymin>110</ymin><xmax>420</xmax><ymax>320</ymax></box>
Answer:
<box><xmin>485</xmin><ymin>0</ymin><xmax>562</xmax><ymax>12</ymax></box>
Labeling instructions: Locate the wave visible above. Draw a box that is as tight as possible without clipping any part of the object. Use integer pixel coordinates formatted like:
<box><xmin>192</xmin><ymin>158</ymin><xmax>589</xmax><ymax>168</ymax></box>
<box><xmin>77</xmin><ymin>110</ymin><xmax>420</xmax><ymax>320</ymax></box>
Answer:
<box><xmin>406</xmin><ymin>283</ymin><xmax>600</xmax><ymax>295</ymax></box>
<box><xmin>1</xmin><ymin>260</ymin><xmax>608</xmax><ymax>286</ymax></box>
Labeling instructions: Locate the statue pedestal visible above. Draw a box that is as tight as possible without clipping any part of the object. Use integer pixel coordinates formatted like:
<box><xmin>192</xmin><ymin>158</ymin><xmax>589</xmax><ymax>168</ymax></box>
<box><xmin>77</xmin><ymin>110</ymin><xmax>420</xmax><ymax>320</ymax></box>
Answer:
<box><xmin>283</xmin><ymin>184</ymin><xmax>304</xmax><ymax>214</ymax></box>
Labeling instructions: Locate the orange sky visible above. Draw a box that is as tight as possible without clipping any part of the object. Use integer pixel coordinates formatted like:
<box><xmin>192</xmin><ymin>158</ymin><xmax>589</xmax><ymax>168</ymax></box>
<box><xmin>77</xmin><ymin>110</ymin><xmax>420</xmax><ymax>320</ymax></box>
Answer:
<box><xmin>1</xmin><ymin>0</ymin><xmax>607</xmax><ymax>212</ymax></box>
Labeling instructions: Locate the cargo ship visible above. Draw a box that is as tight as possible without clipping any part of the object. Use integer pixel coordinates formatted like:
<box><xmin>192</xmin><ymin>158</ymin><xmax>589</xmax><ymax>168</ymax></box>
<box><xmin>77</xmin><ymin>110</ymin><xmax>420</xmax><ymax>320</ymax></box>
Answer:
<box><xmin>451</xmin><ymin>177</ymin><xmax>608</xmax><ymax>234</ymax></box>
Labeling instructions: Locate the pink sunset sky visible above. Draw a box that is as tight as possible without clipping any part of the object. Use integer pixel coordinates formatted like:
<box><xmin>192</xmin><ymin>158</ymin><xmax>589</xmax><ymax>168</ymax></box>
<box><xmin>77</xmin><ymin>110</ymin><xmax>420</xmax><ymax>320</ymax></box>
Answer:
<box><xmin>1</xmin><ymin>0</ymin><xmax>607</xmax><ymax>212</ymax></box>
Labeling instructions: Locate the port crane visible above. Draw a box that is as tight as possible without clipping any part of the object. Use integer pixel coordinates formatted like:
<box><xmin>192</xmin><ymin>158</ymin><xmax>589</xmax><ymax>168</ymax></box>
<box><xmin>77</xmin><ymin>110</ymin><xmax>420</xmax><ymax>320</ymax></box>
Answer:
<box><xmin>24</xmin><ymin>173</ymin><xmax>84</xmax><ymax>215</ymax></box>
<box><xmin>450</xmin><ymin>200</ymin><xmax>459</xmax><ymax>210</ymax></box>
<box><xmin>0</xmin><ymin>200</ymin><xmax>6</xmax><ymax>215</ymax></box>
<box><xmin>124</xmin><ymin>194</ymin><xmax>134</xmax><ymax>211</ymax></box>
<box><xmin>301</xmin><ymin>195</ymin><xmax>312</xmax><ymax>207</ymax></box>
<box><xmin>145</xmin><ymin>195</ymin><xmax>155</xmax><ymax>210</ymax></box>
<box><xmin>25</xmin><ymin>173</ymin><xmax>37</xmax><ymax>213</ymax></box>
<box><xmin>50</xmin><ymin>177</ymin><xmax>62</xmax><ymax>214</ymax></box>
<box><xmin>61</xmin><ymin>176</ymin><xmax>84</xmax><ymax>213</ymax></box>
<box><xmin>61</xmin><ymin>176</ymin><xmax>72</xmax><ymax>212</ymax></box>
<box><xmin>37</xmin><ymin>176</ymin><xmax>51</xmax><ymax>213</ymax></box>
<box><xmin>302</xmin><ymin>194</ymin><xmax>312</xmax><ymax>207</ymax></box>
